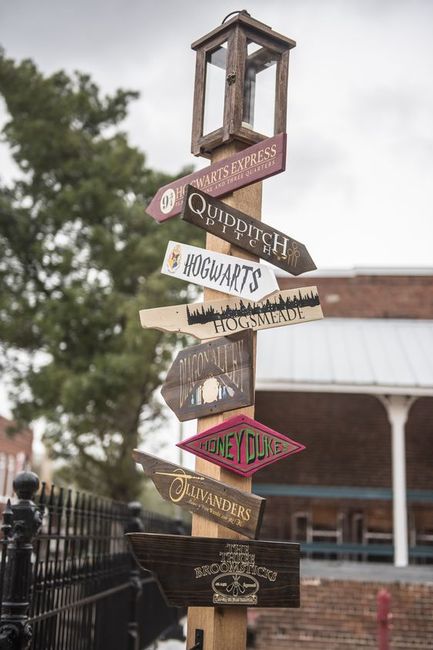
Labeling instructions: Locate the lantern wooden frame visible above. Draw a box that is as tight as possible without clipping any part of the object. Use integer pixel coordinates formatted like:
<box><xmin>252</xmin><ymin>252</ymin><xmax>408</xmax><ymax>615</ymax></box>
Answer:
<box><xmin>191</xmin><ymin>12</ymin><xmax>296</xmax><ymax>157</ymax></box>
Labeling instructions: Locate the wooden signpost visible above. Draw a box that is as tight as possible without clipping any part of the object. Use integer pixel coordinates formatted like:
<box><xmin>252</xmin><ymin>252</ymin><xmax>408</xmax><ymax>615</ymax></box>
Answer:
<box><xmin>181</xmin><ymin>185</ymin><xmax>317</xmax><ymax>276</ymax></box>
<box><xmin>126</xmin><ymin>533</ymin><xmax>300</xmax><ymax>608</ymax></box>
<box><xmin>132</xmin><ymin>450</ymin><xmax>265</xmax><ymax>539</ymax></box>
<box><xmin>140</xmin><ymin>286</ymin><xmax>323</xmax><ymax>340</ymax></box>
<box><xmin>161</xmin><ymin>331</ymin><xmax>254</xmax><ymax>422</ymax></box>
<box><xmin>177</xmin><ymin>414</ymin><xmax>305</xmax><ymax>477</ymax></box>
<box><xmin>162</xmin><ymin>240</ymin><xmax>279</xmax><ymax>301</ymax></box>
<box><xmin>146</xmin><ymin>133</ymin><xmax>287</xmax><ymax>222</ymax></box>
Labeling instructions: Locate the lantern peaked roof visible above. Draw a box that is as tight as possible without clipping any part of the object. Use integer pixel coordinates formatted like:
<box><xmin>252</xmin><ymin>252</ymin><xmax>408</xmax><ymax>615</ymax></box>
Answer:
<box><xmin>256</xmin><ymin>318</ymin><xmax>433</xmax><ymax>396</ymax></box>
<box><xmin>191</xmin><ymin>11</ymin><xmax>296</xmax><ymax>51</ymax></box>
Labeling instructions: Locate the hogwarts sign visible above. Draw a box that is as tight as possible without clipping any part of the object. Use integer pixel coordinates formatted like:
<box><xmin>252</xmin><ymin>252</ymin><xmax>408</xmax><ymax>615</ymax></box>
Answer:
<box><xmin>132</xmin><ymin>450</ymin><xmax>265</xmax><ymax>539</ymax></box>
<box><xmin>162</xmin><ymin>240</ymin><xmax>278</xmax><ymax>302</ymax></box>
<box><xmin>178</xmin><ymin>414</ymin><xmax>305</xmax><ymax>477</ymax></box>
<box><xmin>146</xmin><ymin>133</ymin><xmax>286</xmax><ymax>222</ymax></box>
<box><xmin>139</xmin><ymin>287</ymin><xmax>323</xmax><ymax>340</ymax></box>
<box><xmin>181</xmin><ymin>185</ymin><xmax>316</xmax><ymax>276</ymax></box>
<box><xmin>161</xmin><ymin>331</ymin><xmax>254</xmax><ymax>421</ymax></box>
<box><xmin>126</xmin><ymin>533</ymin><xmax>300</xmax><ymax>608</ymax></box>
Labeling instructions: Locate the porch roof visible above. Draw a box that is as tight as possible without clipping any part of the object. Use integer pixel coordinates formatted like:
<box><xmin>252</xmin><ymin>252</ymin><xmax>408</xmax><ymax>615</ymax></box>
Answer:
<box><xmin>256</xmin><ymin>318</ymin><xmax>433</xmax><ymax>397</ymax></box>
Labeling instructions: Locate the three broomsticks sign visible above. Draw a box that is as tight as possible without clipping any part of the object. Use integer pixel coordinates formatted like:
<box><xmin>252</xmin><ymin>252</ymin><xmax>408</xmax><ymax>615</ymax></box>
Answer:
<box><xmin>126</xmin><ymin>11</ymin><xmax>323</xmax><ymax>650</ymax></box>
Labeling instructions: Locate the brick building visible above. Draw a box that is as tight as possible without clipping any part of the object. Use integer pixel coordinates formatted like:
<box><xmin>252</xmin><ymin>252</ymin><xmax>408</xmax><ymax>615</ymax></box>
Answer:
<box><xmin>0</xmin><ymin>415</ymin><xmax>33</xmax><ymax>500</ymax></box>
<box><xmin>248</xmin><ymin>269</ymin><xmax>433</xmax><ymax>649</ymax></box>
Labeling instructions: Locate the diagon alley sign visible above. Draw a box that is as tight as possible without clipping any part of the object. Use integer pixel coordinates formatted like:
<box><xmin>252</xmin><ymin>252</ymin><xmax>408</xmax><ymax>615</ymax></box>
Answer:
<box><xmin>161</xmin><ymin>240</ymin><xmax>278</xmax><ymax>301</ymax></box>
<box><xmin>146</xmin><ymin>133</ymin><xmax>286</xmax><ymax>222</ymax></box>
<box><xmin>181</xmin><ymin>185</ymin><xmax>316</xmax><ymax>276</ymax></box>
<box><xmin>126</xmin><ymin>533</ymin><xmax>300</xmax><ymax>608</ymax></box>
<box><xmin>161</xmin><ymin>331</ymin><xmax>254</xmax><ymax>422</ymax></box>
<box><xmin>132</xmin><ymin>450</ymin><xmax>265</xmax><ymax>539</ymax></box>
<box><xmin>177</xmin><ymin>414</ymin><xmax>305</xmax><ymax>477</ymax></box>
<box><xmin>139</xmin><ymin>286</ymin><xmax>323</xmax><ymax>340</ymax></box>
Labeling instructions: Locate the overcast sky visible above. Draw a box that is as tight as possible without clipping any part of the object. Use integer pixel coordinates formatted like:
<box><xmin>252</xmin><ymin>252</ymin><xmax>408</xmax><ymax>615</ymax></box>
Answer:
<box><xmin>1</xmin><ymin>0</ymin><xmax>432</xmax><ymax>272</ymax></box>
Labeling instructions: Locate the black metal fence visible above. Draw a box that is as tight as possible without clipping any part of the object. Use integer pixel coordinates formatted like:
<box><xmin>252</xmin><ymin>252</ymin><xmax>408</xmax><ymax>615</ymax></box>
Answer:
<box><xmin>0</xmin><ymin>471</ymin><xmax>185</xmax><ymax>650</ymax></box>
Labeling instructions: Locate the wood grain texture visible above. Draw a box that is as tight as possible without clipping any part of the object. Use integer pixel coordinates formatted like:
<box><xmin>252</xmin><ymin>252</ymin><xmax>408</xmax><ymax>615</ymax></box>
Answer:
<box><xmin>126</xmin><ymin>533</ymin><xmax>300</xmax><ymax>608</ymax></box>
<box><xmin>139</xmin><ymin>286</ymin><xmax>323</xmax><ymax>339</ymax></box>
<box><xmin>161</xmin><ymin>331</ymin><xmax>254</xmax><ymax>422</ymax></box>
<box><xmin>181</xmin><ymin>185</ymin><xmax>316</xmax><ymax>275</ymax></box>
<box><xmin>132</xmin><ymin>450</ymin><xmax>265</xmax><ymax>539</ymax></box>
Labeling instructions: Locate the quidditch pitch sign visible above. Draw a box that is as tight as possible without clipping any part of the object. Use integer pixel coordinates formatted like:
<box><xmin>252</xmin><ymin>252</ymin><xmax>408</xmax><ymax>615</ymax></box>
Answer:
<box><xmin>181</xmin><ymin>185</ymin><xmax>316</xmax><ymax>276</ymax></box>
<box><xmin>127</xmin><ymin>533</ymin><xmax>300</xmax><ymax>608</ymax></box>
<box><xmin>162</xmin><ymin>240</ymin><xmax>278</xmax><ymax>301</ymax></box>
<box><xmin>146</xmin><ymin>133</ymin><xmax>286</xmax><ymax>222</ymax></box>
<box><xmin>178</xmin><ymin>414</ymin><xmax>305</xmax><ymax>477</ymax></box>
<box><xmin>132</xmin><ymin>450</ymin><xmax>265</xmax><ymax>539</ymax></box>
<box><xmin>139</xmin><ymin>287</ymin><xmax>323</xmax><ymax>340</ymax></box>
<box><xmin>161</xmin><ymin>331</ymin><xmax>254</xmax><ymax>422</ymax></box>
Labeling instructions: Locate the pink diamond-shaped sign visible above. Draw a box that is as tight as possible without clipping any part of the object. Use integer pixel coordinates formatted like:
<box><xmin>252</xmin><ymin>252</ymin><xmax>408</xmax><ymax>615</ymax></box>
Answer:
<box><xmin>177</xmin><ymin>414</ymin><xmax>305</xmax><ymax>477</ymax></box>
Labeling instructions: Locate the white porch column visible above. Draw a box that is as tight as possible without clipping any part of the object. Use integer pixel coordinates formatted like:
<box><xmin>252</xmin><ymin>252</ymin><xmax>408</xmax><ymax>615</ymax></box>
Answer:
<box><xmin>380</xmin><ymin>395</ymin><xmax>416</xmax><ymax>567</ymax></box>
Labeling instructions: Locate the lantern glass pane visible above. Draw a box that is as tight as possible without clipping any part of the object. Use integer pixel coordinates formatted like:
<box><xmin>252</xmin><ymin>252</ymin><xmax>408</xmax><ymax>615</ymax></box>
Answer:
<box><xmin>243</xmin><ymin>41</ymin><xmax>277</xmax><ymax>135</ymax></box>
<box><xmin>203</xmin><ymin>42</ymin><xmax>227</xmax><ymax>136</ymax></box>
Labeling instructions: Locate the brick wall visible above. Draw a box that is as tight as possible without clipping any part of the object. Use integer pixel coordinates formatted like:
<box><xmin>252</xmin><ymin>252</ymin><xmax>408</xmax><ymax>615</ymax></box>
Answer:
<box><xmin>248</xmin><ymin>579</ymin><xmax>433</xmax><ymax>649</ymax></box>
<box><xmin>0</xmin><ymin>416</ymin><xmax>33</xmax><ymax>458</ymax></box>
<box><xmin>278</xmin><ymin>272</ymin><xmax>433</xmax><ymax>319</ymax></box>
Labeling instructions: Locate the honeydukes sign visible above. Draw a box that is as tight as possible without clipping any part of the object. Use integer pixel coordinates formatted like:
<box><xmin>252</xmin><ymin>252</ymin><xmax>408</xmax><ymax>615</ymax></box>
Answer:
<box><xmin>177</xmin><ymin>414</ymin><xmax>305</xmax><ymax>477</ymax></box>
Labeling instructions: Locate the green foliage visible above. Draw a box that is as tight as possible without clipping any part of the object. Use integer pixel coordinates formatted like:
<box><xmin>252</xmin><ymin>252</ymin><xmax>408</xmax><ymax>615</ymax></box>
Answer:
<box><xmin>0</xmin><ymin>50</ymin><xmax>203</xmax><ymax>501</ymax></box>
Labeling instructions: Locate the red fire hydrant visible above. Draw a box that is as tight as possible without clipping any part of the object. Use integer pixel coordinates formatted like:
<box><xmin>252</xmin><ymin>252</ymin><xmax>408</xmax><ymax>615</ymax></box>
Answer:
<box><xmin>377</xmin><ymin>588</ymin><xmax>391</xmax><ymax>650</ymax></box>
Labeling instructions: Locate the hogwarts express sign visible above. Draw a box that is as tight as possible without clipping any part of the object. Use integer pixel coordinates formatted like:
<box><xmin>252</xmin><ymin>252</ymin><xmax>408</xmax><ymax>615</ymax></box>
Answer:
<box><xmin>126</xmin><ymin>533</ymin><xmax>300</xmax><ymax>608</ymax></box>
<box><xmin>146</xmin><ymin>133</ymin><xmax>286</xmax><ymax>222</ymax></box>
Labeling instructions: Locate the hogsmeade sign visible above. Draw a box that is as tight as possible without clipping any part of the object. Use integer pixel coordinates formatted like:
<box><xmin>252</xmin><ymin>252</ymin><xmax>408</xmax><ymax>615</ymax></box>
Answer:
<box><xmin>178</xmin><ymin>414</ymin><xmax>305</xmax><ymax>477</ymax></box>
<box><xmin>132</xmin><ymin>450</ymin><xmax>265</xmax><ymax>539</ymax></box>
<box><xmin>162</xmin><ymin>240</ymin><xmax>278</xmax><ymax>301</ymax></box>
<box><xmin>139</xmin><ymin>286</ymin><xmax>323</xmax><ymax>340</ymax></box>
<box><xmin>181</xmin><ymin>185</ymin><xmax>316</xmax><ymax>276</ymax></box>
<box><xmin>146</xmin><ymin>133</ymin><xmax>286</xmax><ymax>222</ymax></box>
<box><xmin>127</xmin><ymin>533</ymin><xmax>300</xmax><ymax>608</ymax></box>
<box><xmin>161</xmin><ymin>332</ymin><xmax>254</xmax><ymax>421</ymax></box>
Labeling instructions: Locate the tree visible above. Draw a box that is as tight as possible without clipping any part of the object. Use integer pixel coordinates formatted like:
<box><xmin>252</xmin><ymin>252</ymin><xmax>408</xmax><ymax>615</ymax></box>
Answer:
<box><xmin>0</xmin><ymin>51</ymin><xmax>203</xmax><ymax>501</ymax></box>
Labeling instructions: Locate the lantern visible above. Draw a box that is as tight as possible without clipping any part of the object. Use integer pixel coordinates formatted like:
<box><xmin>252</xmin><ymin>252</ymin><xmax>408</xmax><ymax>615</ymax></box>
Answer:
<box><xmin>191</xmin><ymin>10</ymin><xmax>296</xmax><ymax>157</ymax></box>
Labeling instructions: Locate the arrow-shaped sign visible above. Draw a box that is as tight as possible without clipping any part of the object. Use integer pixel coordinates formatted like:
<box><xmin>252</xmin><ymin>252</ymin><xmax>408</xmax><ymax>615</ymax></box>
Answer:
<box><xmin>132</xmin><ymin>450</ymin><xmax>265</xmax><ymax>539</ymax></box>
<box><xmin>177</xmin><ymin>414</ymin><xmax>305</xmax><ymax>477</ymax></box>
<box><xmin>139</xmin><ymin>286</ymin><xmax>323</xmax><ymax>340</ymax></box>
<box><xmin>161</xmin><ymin>331</ymin><xmax>254</xmax><ymax>422</ymax></box>
<box><xmin>181</xmin><ymin>185</ymin><xmax>316</xmax><ymax>276</ymax></box>
<box><xmin>146</xmin><ymin>133</ymin><xmax>286</xmax><ymax>222</ymax></box>
<box><xmin>162</xmin><ymin>240</ymin><xmax>279</xmax><ymax>301</ymax></box>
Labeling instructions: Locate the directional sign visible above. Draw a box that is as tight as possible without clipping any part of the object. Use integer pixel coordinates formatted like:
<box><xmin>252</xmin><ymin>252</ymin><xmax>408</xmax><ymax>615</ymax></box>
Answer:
<box><xmin>177</xmin><ymin>414</ymin><xmax>305</xmax><ymax>477</ymax></box>
<box><xmin>132</xmin><ymin>450</ymin><xmax>265</xmax><ymax>539</ymax></box>
<box><xmin>162</xmin><ymin>240</ymin><xmax>278</xmax><ymax>301</ymax></box>
<box><xmin>139</xmin><ymin>286</ymin><xmax>323</xmax><ymax>340</ymax></box>
<box><xmin>126</xmin><ymin>533</ymin><xmax>300</xmax><ymax>608</ymax></box>
<box><xmin>181</xmin><ymin>185</ymin><xmax>316</xmax><ymax>276</ymax></box>
<box><xmin>146</xmin><ymin>133</ymin><xmax>286</xmax><ymax>222</ymax></box>
<box><xmin>161</xmin><ymin>331</ymin><xmax>254</xmax><ymax>422</ymax></box>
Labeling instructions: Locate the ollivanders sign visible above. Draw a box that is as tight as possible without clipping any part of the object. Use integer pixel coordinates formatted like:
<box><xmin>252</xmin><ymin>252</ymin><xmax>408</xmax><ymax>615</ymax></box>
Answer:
<box><xmin>139</xmin><ymin>287</ymin><xmax>323</xmax><ymax>340</ymax></box>
<box><xmin>162</xmin><ymin>240</ymin><xmax>278</xmax><ymax>301</ymax></box>
<box><xmin>161</xmin><ymin>332</ymin><xmax>254</xmax><ymax>421</ymax></box>
<box><xmin>126</xmin><ymin>533</ymin><xmax>300</xmax><ymax>608</ymax></box>
<box><xmin>146</xmin><ymin>133</ymin><xmax>286</xmax><ymax>222</ymax></box>
<box><xmin>132</xmin><ymin>450</ymin><xmax>265</xmax><ymax>539</ymax></box>
<box><xmin>182</xmin><ymin>185</ymin><xmax>316</xmax><ymax>276</ymax></box>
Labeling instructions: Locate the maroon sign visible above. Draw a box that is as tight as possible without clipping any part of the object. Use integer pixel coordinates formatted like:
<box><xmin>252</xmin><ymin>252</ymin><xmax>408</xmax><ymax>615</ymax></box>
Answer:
<box><xmin>177</xmin><ymin>414</ymin><xmax>305</xmax><ymax>477</ymax></box>
<box><xmin>146</xmin><ymin>133</ymin><xmax>286</xmax><ymax>222</ymax></box>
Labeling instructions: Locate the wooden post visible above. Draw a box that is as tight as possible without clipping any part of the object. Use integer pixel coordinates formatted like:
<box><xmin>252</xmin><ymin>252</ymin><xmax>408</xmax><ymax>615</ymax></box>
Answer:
<box><xmin>186</xmin><ymin>142</ymin><xmax>262</xmax><ymax>650</ymax></box>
